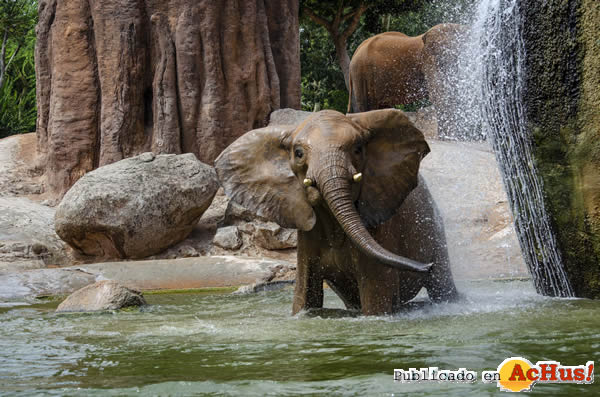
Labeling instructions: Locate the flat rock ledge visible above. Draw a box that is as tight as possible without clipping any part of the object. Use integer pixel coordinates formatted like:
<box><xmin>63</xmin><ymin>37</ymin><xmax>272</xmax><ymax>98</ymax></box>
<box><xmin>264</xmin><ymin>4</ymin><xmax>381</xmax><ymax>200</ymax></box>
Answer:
<box><xmin>233</xmin><ymin>280</ymin><xmax>295</xmax><ymax>294</ymax></box>
<box><xmin>0</xmin><ymin>256</ymin><xmax>295</xmax><ymax>300</ymax></box>
<box><xmin>56</xmin><ymin>280</ymin><xmax>146</xmax><ymax>313</ymax></box>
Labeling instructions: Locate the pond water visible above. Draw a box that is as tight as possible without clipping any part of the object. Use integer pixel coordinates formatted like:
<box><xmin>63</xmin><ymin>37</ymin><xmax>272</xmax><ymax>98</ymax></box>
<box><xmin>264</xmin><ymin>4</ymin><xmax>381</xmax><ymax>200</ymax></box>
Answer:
<box><xmin>1</xmin><ymin>280</ymin><xmax>598</xmax><ymax>396</ymax></box>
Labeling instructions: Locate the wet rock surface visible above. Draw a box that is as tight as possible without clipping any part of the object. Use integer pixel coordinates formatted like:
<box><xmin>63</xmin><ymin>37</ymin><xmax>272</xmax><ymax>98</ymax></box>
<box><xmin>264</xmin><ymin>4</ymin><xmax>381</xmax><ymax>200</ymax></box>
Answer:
<box><xmin>420</xmin><ymin>140</ymin><xmax>527</xmax><ymax>279</ymax></box>
<box><xmin>0</xmin><ymin>268</ymin><xmax>96</xmax><ymax>300</ymax></box>
<box><xmin>56</xmin><ymin>280</ymin><xmax>146</xmax><ymax>313</ymax></box>
<box><xmin>233</xmin><ymin>280</ymin><xmax>295</xmax><ymax>294</ymax></box>
<box><xmin>517</xmin><ymin>0</ymin><xmax>600</xmax><ymax>298</ymax></box>
<box><xmin>54</xmin><ymin>153</ymin><xmax>218</xmax><ymax>259</ymax></box>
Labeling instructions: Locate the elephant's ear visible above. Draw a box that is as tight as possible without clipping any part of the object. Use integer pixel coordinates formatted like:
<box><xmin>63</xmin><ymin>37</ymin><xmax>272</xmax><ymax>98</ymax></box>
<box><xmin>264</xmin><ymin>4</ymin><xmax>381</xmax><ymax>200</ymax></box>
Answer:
<box><xmin>347</xmin><ymin>109</ymin><xmax>430</xmax><ymax>228</ymax></box>
<box><xmin>214</xmin><ymin>126</ymin><xmax>316</xmax><ymax>231</ymax></box>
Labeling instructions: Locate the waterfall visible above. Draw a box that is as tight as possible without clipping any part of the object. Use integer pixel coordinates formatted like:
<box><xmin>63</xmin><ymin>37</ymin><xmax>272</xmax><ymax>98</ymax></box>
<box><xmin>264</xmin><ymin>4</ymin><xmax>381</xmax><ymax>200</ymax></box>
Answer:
<box><xmin>464</xmin><ymin>0</ymin><xmax>574</xmax><ymax>296</ymax></box>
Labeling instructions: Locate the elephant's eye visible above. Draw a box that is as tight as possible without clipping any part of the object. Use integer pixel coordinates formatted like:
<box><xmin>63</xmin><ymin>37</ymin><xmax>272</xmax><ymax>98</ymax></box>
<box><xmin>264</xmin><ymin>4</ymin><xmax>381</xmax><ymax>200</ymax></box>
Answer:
<box><xmin>294</xmin><ymin>148</ymin><xmax>304</xmax><ymax>159</ymax></box>
<box><xmin>354</xmin><ymin>145</ymin><xmax>362</xmax><ymax>155</ymax></box>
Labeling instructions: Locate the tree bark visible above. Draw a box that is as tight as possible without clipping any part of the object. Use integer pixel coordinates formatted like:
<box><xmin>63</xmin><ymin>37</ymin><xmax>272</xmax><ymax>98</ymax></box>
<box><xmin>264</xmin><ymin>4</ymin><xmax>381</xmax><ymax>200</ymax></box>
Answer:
<box><xmin>35</xmin><ymin>0</ymin><xmax>300</xmax><ymax>197</ymax></box>
<box><xmin>0</xmin><ymin>30</ymin><xmax>7</xmax><ymax>91</ymax></box>
<box><xmin>333</xmin><ymin>36</ymin><xmax>351</xmax><ymax>89</ymax></box>
<box><xmin>0</xmin><ymin>28</ymin><xmax>24</xmax><ymax>92</ymax></box>
<box><xmin>303</xmin><ymin>3</ymin><xmax>367</xmax><ymax>90</ymax></box>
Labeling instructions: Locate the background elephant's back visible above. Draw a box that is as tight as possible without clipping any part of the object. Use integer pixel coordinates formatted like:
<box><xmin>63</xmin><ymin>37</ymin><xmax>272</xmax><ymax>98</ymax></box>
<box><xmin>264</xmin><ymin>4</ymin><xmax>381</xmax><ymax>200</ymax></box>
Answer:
<box><xmin>350</xmin><ymin>32</ymin><xmax>427</xmax><ymax>109</ymax></box>
<box><xmin>353</xmin><ymin>32</ymin><xmax>423</xmax><ymax>62</ymax></box>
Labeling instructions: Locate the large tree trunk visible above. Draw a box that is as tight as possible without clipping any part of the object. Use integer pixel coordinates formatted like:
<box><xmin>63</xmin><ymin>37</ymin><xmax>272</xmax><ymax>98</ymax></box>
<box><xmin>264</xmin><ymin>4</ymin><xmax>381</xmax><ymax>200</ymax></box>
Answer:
<box><xmin>35</xmin><ymin>0</ymin><xmax>300</xmax><ymax>198</ymax></box>
<box><xmin>333</xmin><ymin>36</ymin><xmax>351</xmax><ymax>90</ymax></box>
<box><xmin>519</xmin><ymin>0</ymin><xmax>600</xmax><ymax>298</ymax></box>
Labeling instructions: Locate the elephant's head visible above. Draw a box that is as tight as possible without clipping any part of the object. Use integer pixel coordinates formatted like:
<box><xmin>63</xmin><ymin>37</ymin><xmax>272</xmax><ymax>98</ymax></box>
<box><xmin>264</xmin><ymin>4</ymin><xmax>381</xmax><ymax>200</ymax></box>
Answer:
<box><xmin>215</xmin><ymin>109</ymin><xmax>431</xmax><ymax>273</ymax></box>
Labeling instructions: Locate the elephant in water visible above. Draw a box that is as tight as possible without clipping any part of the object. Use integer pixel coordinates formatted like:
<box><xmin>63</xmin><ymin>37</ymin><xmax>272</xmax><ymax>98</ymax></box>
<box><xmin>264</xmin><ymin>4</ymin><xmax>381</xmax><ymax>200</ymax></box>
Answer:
<box><xmin>348</xmin><ymin>24</ymin><xmax>468</xmax><ymax>138</ymax></box>
<box><xmin>215</xmin><ymin>109</ymin><xmax>459</xmax><ymax>315</ymax></box>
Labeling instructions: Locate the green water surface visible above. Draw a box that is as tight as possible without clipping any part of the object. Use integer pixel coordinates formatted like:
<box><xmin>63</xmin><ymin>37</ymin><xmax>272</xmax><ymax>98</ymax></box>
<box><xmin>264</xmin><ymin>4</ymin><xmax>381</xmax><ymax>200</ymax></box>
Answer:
<box><xmin>0</xmin><ymin>280</ymin><xmax>598</xmax><ymax>396</ymax></box>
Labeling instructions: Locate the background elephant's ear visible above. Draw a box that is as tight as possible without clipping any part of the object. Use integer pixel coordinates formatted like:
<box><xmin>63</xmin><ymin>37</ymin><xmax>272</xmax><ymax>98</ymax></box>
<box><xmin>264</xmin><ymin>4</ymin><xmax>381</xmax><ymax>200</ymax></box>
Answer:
<box><xmin>214</xmin><ymin>126</ymin><xmax>316</xmax><ymax>231</ymax></box>
<box><xmin>348</xmin><ymin>109</ymin><xmax>430</xmax><ymax>228</ymax></box>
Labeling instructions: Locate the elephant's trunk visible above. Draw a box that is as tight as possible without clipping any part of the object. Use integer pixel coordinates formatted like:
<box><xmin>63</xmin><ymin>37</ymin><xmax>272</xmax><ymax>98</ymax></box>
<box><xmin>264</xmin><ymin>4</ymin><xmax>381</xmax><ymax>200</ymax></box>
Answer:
<box><xmin>316</xmin><ymin>153</ymin><xmax>431</xmax><ymax>273</ymax></box>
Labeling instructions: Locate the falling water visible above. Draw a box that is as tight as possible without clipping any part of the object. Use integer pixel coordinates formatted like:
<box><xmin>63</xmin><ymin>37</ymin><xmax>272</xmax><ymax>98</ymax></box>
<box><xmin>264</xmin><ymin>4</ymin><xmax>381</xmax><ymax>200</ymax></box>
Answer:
<box><xmin>464</xmin><ymin>0</ymin><xmax>574</xmax><ymax>296</ymax></box>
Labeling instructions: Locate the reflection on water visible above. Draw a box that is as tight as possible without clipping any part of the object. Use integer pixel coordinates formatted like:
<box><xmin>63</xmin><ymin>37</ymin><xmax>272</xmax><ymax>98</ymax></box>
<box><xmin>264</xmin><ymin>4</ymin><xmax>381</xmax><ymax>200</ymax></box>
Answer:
<box><xmin>0</xmin><ymin>280</ymin><xmax>599</xmax><ymax>396</ymax></box>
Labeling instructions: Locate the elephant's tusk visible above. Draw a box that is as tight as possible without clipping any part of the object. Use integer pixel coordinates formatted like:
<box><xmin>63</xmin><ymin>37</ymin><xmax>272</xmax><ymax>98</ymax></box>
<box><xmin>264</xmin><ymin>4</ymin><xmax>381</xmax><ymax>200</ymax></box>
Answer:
<box><xmin>353</xmin><ymin>173</ymin><xmax>362</xmax><ymax>183</ymax></box>
<box><xmin>303</xmin><ymin>178</ymin><xmax>313</xmax><ymax>187</ymax></box>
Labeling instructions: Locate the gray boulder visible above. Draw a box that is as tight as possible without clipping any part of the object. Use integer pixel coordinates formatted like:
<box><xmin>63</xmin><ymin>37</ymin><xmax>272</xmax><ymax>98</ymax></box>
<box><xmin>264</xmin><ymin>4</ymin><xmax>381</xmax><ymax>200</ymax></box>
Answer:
<box><xmin>56</xmin><ymin>280</ymin><xmax>146</xmax><ymax>313</ymax></box>
<box><xmin>55</xmin><ymin>152</ymin><xmax>218</xmax><ymax>259</ymax></box>
<box><xmin>0</xmin><ymin>197</ymin><xmax>72</xmax><ymax>271</ymax></box>
<box><xmin>252</xmin><ymin>222</ymin><xmax>297</xmax><ymax>250</ymax></box>
<box><xmin>212</xmin><ymin>226</ymin><xmax>243</xmax><ymax>250</ymax></box>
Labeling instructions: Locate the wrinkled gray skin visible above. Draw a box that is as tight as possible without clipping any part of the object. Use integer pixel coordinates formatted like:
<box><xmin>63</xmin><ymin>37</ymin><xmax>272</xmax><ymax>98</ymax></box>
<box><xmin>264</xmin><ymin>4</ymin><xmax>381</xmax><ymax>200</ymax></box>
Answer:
<box><xmin>215</xmin><ymin>109</ymin><xmax>459</xmax><ymax>315</ymax></box>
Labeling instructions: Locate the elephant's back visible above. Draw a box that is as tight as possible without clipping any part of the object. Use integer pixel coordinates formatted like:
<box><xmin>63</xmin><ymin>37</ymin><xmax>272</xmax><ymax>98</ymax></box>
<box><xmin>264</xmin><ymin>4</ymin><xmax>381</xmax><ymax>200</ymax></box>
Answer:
<box><xmin>353</xmin><ymin>32</ymin><xmax>424</xmax><ymax>61</ymax></box>
<box><xmin>350</xmin><ymin>32</ymin><xmax>427</xmax><ymax>108</ymax></box>
<box><xmin>353</xmin><ymin>32</ymin><xmax>408</xmax><ymax>53</ymax></box>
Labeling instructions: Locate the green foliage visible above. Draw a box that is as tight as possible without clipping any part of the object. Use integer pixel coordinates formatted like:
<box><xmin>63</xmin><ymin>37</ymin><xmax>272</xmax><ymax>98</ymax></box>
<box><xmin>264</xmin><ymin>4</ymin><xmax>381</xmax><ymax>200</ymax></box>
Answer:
<box><xmin>300</xmin><ymin>0</ymin><xmax>426</xmax><ymax>25</ymax></box>
<box><xmin>381</xmin><ymin>0</ymin><xmax>476</xmax><ymax>35</ymax></box>
<box><xmin>300</xmin><ymin>0</ymin><xmax>366</xmax><ymax>18</ymax></box>
<box><xmin>0</xmin><ymin>0</ymin><xmax>36</xmax><ymax>36</ymax></box>
<box><xmin>0</xmin><ymin>33</ymin><xmax>36</xmax><ymax>138</ymax></box>
<box><xmin>0</xmin><ymin>0</ymin><xmax>37</xmax><ymax>138</ymax></box>
<box><xmin>300</xmin><ymin>20</ymin><xmax>348</xmax><ymax>112</ymax></box>
<box><xmin>363</xmin><ymin>0</ymin><xmax>429</xmax><ymax>34</ymax></box>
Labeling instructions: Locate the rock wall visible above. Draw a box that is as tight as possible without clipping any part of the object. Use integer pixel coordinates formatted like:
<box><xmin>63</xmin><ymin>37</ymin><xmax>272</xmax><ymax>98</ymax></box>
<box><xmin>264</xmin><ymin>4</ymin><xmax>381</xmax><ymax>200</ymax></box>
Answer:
<box><xmin>520</xmin><ymin>0</ymin><xmax>600</xmax><ymax>298</ymax></box>
<box><xmin>35</xmin><ymin>0</ymin><xmax>300</xmax><ymax>197</ymax></box>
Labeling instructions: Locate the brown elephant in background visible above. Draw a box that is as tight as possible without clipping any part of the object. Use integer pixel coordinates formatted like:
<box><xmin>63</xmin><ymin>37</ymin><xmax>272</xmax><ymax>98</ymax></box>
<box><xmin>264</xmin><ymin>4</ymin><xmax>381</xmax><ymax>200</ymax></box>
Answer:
<box><xmin>348</xmin><ymin>24</ymin><xmax>468</xmax><ymax>138</ymax></box>
<box><xmin>215</xmin><ymin>109</ymin><xmax>459</xmax><ymax>315</ymax></box>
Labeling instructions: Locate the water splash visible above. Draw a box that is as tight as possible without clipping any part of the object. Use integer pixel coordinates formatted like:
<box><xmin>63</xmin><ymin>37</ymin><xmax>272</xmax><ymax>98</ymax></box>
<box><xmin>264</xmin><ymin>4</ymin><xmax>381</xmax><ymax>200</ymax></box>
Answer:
<box><xmin>465</xmin><ymin>0</ymin><xmax>573</xmax><ymax>296</ymax></box>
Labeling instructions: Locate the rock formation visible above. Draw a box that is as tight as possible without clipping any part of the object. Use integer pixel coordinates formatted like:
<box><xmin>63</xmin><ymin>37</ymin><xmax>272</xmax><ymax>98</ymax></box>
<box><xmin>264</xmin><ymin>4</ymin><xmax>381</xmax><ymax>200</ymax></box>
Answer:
<box><xmin>54</xmin><ymin>153</ymin><xmax>218</xmax><ymax>259</ymax></box>
<box><xmin>519</xmin><ymin>0</ymin><xmax>600</xmax><ymax>298</ymax></box>
<box><xmin>35</xmin><ymin>0</ymin><xmax>300</xmax><ymax>197</ymax></box>
<box><xmin>212</xmin><ymin>226</ymin><xmax>243</xmax><ymax>251</ymax></box>
<box><xmin>252</xmin><ymin>222</ymin><xmax>298</xmax><ymax>250</ymax></box>
<box><xmin>56</xmin><ymin>280</ymin><xmax>146</xmax><ymax>313</ymax></box>
<box><xmin>0</xmin><ymin>197</ymin><xmax>72</xmax><ymax>271</ymax></box>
